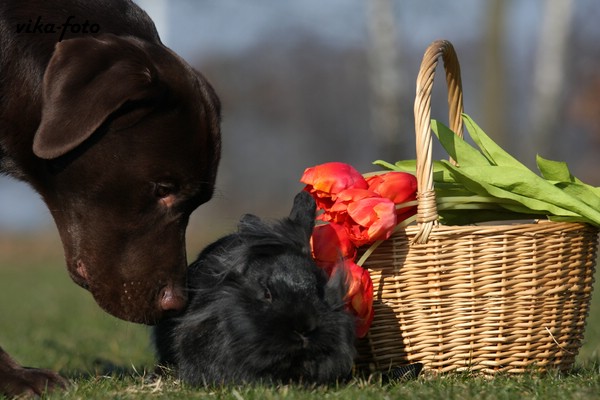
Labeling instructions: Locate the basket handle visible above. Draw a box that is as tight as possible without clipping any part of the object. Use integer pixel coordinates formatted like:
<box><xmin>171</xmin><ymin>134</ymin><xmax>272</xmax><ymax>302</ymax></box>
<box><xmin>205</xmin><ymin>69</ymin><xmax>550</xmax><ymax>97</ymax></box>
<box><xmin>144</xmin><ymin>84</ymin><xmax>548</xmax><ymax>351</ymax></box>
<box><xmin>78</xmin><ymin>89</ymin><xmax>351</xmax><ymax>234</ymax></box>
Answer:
<box><xmin>412</xmin><ymin>40</ymin><xmax>464</xmax><ymax>244</ymax></box>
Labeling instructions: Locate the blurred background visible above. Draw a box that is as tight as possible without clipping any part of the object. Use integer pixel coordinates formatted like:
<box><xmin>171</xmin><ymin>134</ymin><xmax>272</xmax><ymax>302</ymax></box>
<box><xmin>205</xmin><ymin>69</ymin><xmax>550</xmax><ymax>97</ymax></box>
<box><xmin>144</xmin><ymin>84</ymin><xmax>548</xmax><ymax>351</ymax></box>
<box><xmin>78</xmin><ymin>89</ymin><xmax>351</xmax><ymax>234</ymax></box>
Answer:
<box><xmin>1</xmin><ymin>0</ymin><xmax>600</xmax><ymax>253</ymax></box>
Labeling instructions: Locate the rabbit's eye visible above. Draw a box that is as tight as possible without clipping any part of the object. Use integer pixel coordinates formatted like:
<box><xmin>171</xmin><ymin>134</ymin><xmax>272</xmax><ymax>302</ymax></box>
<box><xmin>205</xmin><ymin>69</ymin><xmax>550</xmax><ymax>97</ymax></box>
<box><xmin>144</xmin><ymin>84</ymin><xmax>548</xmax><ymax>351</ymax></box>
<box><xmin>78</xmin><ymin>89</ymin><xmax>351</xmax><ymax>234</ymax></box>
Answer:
<box><xmin>263</xmin><ymin>287</ymin><xmax>272</xmax><ymax>302</ymax></box>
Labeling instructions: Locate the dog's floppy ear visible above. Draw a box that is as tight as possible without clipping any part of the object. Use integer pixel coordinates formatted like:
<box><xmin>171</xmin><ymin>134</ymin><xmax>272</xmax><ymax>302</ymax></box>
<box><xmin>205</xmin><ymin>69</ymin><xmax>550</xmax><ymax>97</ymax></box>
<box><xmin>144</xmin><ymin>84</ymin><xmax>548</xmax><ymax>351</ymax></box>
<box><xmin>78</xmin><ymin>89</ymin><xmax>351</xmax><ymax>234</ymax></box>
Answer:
<box><xmin>33</xmin><ymin>34</ymin><xmax>161</xmax><ymax>159</ymax></box>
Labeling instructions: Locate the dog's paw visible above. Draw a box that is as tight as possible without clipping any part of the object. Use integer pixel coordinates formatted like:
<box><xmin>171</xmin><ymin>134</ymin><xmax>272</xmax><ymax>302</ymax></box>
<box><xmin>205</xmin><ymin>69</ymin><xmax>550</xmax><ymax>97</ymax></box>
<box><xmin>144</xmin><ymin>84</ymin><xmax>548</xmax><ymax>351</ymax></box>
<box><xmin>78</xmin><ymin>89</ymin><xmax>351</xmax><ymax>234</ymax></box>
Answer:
<box><xmin>0</xmin><ymin>365</ymin><xmax>69</xmax><ymax>397</ymax></box>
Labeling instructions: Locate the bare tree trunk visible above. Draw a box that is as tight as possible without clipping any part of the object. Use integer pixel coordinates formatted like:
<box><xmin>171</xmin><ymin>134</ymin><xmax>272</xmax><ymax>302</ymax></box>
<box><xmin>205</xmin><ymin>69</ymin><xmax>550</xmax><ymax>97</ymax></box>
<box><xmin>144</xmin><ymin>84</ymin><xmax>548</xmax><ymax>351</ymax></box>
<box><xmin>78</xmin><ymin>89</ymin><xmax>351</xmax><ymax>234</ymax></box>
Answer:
<box><xmin>482</xmin><ymin>0</ymin><xmax>507</xmax><ymax>147</ymax></box>
<box><xmin>529</xmin><ymin>0</ymin><xmax>574</xmax><ymax>156</ymax></box>
<box><xmin>366</xmin><ymin>0</ymin><xmax>406</xmax><ymax>161</ymax></box>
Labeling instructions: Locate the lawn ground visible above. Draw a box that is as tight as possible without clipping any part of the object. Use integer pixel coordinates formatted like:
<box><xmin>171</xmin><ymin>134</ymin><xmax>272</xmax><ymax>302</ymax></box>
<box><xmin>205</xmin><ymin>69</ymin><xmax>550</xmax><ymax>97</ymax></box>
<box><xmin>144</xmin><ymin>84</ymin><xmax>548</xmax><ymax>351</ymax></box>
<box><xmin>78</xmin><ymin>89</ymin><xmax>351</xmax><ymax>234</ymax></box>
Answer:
<box><xmin>0</xmin><ymin>233</ymin><xmax>599</xmax><ymax>399</ymax></box>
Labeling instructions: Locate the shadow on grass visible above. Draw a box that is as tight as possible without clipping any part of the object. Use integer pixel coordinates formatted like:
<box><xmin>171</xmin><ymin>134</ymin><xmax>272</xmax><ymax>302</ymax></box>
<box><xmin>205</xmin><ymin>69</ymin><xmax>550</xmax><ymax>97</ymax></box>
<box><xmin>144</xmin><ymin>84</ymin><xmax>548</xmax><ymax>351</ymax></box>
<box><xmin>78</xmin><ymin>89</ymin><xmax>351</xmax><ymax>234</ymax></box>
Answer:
<box><xmin>567</xmin><ymin>359</ymin><xmax>600</xmax><ymax>376</ymax></box>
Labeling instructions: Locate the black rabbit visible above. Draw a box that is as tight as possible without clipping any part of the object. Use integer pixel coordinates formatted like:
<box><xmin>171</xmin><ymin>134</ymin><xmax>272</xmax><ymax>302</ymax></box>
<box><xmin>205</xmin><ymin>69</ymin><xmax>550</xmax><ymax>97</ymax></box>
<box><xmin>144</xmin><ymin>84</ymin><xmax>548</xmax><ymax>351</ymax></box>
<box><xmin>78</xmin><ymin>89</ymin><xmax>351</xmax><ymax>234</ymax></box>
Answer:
<box><xmin>153</xmin><ymin>191</ymin><xmax>356</xmax><ymax>386</ymax></box>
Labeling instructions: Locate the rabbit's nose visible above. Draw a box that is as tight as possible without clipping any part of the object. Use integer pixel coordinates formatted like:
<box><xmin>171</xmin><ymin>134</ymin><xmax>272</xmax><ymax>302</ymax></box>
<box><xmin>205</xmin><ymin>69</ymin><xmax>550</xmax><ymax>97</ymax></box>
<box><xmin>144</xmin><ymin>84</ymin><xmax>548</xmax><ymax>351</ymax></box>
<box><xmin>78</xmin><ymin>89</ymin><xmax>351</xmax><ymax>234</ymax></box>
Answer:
<box><xmin>293</xmin><ymin>316</ymin><xmax>318</xmax><ymax>348</ymax></box>
<box><xmin>294</xmin><ymin>330</ymin><xmax>316</xmax><ymax>349</ymax></box>
<box><xmin>294</xmin><ymin>331</ymin><xmax>310</xmax><ymax>348</ymax></box>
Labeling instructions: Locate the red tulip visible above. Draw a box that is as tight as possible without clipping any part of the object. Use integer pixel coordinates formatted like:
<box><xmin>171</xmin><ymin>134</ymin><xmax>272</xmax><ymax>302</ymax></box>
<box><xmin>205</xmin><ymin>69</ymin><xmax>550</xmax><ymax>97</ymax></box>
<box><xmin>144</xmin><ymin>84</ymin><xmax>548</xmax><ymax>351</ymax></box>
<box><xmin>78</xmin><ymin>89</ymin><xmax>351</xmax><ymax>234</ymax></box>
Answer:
<box><xmin>311</xmin><ymin>224</ymin><xmax>374</xmax><ymax>337</ymax></box>
<box><xmin>301</xmin><ymin>162</ymin><xmax>368</xmax><ymax>210</ymax></box>
<box><xmin>310</xmin><ymin>223</ymin><xmax>356</xmax><ymax>274</ymax></box>
<box><xmin>345</xmin><ymin>196</ymin><xmax>397</xmax><ymax>247</ymax></box>
<box><xmin>326</xmin><ymin>188</ymin><xmax>378</xmax><ymax>224</ymax></box>
<box><xmin>301</xmin><ymin>163</ymin><xmax>416</xmax><ymax>338</ymax></box>
<box><xmin>366</xmin><ymin>172</ymin><xmax>417</xmax><ymax>204</ymax></box>
<box><xmin>342</xmin><ymin>260</ymin><xmax>374</xmax><ymax>338</ymax></box>
<box><xmin>366</xmin><ymin>172</ymin><xmax>418</xmax><ymax>223</ymax></box>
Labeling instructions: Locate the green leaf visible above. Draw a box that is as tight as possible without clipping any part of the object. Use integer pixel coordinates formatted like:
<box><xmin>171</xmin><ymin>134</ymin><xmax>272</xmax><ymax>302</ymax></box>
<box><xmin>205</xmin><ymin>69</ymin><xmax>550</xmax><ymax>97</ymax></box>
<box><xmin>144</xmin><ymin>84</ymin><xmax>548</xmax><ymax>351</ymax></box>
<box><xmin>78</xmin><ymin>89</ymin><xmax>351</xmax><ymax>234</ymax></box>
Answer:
<box><xmin>547</xmin><ymin>215</ymin><xmax>600</xmax><ymax>224</ymax></box>
<box><xmin>536</xmin><ymin>155</ymin><xmax>600</xmax><ymax>205</ymax></box>
<box><xmin>373</xmin><ymin>159</ymin><xmax>458</xmax><ymax>183</ymax></box>
<box><xmin>536</xmin><ymin>155</ymin><xmax>573</xmax><ymax>182</ymax></box>
<box><xmin>439</xmin><ymin>210</ymin><xmax>546</xmax><ymax>225</ymax></box>
<box><xmin>372</xmin><ymin>159</ymin><xmax>399</xmax><ymax>171</ymax></box>
<box><xmin>374</xmin><ymin>116</ymin><xmax>600</xmax><ymax>227</ymax></box>
<box><xmin>431</xmin><ymin>161</ymin><xmax>459</xmax><ymax>183</ymax></box>
<box><xmin>431</xmin><ymin>120</ymin><xmax>491</xmax><ymax>166</ymax></box>
<box><xmin>554</xmin><ymin>181</ymin><xmax>600</xmax><ymax>211</ymax></box>
<box><xmin>444</xmin><ymin>162</ymin><xmax>600</xmax><ymax>225</ymax></box>
<box><xmin>434</xmin><ymin>185</ymin><xmax>477</xmax><ymax>198</ymax></box>
<box><xmin>392</xmin><ymin>159</ymin><xmax>417</xmax><ymax>171</ymax></box>
<box><xmin>439</xmin><ymin>161</ymin><xmax>582</xmax><ymax>218</ymax></box>
<box><xmin>462</xmin><ymin>114</ymin><xmax>528</xmax><ymax>169</ymax></box>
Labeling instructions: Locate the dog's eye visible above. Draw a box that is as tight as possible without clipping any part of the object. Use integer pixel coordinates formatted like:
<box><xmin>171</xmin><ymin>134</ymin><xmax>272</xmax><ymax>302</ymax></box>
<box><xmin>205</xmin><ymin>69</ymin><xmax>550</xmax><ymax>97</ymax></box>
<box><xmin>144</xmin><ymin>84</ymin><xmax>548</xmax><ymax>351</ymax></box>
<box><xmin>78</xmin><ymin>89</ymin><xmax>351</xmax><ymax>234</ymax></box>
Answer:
<box><xmin>153</xmin><ymin>182</ymin><xmax>178</xmax><ymax>198</ymax></box>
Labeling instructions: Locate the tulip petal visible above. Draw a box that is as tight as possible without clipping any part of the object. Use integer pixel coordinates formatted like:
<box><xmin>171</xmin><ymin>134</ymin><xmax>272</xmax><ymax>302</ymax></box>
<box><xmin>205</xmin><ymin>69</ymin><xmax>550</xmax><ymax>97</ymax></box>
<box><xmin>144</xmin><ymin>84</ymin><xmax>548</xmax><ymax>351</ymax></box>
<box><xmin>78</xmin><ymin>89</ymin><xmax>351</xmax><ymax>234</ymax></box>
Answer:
<box><xmin>301</xmin><ymin>162</ymin><xmax>368</xmax><ymax>195</ymax></box>
<box><xmin>343</xmin><ymin>260</ymin><xmax>374</xmax><ymax>338</ymax></box>
<box><xmin>367</xmin><ymin>172</ymin><xmax>418</xmax><ymax>204</ymax></box>
<box><xmin>345</xmin><ymin>197</ymin><xmax>397</xmax><ymax>245</ymax></box>
<box><xmin>311</xmin><ymin>223</ymin><xmax>356</xmax><ymax>267</ymax></box>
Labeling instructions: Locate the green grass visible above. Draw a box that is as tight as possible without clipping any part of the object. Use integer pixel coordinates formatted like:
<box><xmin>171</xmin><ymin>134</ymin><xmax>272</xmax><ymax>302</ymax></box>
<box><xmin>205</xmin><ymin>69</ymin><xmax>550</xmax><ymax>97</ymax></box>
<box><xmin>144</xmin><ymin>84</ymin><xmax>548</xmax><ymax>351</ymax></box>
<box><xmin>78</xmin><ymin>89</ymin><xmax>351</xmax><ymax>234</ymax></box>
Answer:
<box><xmin>0</xmin><ymin>242</ymin><xmax>599</xmax><ymax>399</ymax></box>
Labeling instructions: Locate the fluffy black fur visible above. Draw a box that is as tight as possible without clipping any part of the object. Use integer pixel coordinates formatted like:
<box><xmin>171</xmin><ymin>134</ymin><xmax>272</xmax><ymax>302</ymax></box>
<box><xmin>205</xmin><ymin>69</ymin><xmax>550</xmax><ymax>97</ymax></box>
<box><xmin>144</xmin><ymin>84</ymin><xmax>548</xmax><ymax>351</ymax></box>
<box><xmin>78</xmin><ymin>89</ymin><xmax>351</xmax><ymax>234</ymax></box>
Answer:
<box><xmin>153</xmin><ymin>192</ymin><xmax>356</xmax><ymax>386</ymax></box>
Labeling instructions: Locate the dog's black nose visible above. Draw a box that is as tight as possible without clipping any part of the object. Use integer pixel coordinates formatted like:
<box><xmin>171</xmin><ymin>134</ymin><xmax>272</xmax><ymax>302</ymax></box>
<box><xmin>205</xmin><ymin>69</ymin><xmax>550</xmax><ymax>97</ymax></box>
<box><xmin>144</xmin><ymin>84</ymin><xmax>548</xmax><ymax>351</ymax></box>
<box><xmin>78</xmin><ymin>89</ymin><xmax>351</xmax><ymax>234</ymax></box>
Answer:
<box><xmin>159</xmin><ymin>285</ymin><xmax>187</xmax><ymax>312</ymax></box>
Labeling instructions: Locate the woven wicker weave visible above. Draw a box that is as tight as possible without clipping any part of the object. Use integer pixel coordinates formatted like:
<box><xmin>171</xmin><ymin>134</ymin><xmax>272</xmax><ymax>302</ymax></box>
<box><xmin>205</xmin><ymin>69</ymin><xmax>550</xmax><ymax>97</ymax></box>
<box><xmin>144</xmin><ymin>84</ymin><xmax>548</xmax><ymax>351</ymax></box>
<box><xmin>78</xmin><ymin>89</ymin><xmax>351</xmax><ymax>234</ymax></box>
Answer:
<box><xmin>355</xmin><ymin>40</ymin><xmax>599</xmax><ymax>375</ymax></box>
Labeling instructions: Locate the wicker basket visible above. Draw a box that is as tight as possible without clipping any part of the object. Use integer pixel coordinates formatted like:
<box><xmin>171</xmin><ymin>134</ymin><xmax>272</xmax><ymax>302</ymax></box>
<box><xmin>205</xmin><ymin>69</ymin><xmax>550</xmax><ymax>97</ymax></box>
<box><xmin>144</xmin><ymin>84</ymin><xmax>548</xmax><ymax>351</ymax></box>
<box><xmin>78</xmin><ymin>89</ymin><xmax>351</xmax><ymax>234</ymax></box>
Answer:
<box><xmin>355</xmin><ymin>40</ymin><xmax>599</xmax><ymax>375</ymax></box>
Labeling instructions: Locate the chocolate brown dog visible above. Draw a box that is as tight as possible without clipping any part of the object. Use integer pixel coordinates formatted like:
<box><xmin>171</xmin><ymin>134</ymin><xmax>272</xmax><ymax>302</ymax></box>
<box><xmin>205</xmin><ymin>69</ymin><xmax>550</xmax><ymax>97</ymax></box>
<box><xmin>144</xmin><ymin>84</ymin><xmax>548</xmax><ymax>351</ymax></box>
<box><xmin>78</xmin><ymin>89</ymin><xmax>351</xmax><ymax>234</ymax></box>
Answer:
<box><xmin>0</xmin><ymin>0</ymin><xmax>221</xmax><ymax>396</ymax></box>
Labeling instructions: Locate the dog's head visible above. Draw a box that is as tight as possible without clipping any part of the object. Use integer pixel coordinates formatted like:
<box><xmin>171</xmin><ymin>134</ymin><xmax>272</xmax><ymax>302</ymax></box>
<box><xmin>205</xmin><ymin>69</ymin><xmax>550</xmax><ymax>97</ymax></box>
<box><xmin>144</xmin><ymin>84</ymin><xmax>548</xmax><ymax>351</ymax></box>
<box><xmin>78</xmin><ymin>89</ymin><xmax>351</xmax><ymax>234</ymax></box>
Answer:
<box><xmin>32</xmin><ymin>34</ymin><xmax>221</xmax><ymax>324</ymax></box>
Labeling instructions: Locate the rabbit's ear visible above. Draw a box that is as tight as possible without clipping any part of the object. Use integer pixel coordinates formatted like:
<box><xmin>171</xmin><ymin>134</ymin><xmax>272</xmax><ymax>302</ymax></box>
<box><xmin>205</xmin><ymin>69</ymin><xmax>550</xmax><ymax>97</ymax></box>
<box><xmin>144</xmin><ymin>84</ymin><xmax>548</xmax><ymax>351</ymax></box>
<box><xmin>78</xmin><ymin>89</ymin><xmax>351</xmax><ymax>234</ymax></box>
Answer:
<box><xmin>289</xmin><ymin>191</ymin><xmax>316</xmax><ymax>241</ymax></box>
<box><xmin>325</xmin><ymin>266</ymin><xmax>350</xmax><ymax>309</ymax></box>
<box><xmin>240</xmin><ymin>214</ymin><xmax>262</xmax><ymax>227</ymax></box>
<box><xmin>238</xmin><ymin>213</ymin><xmax>271</xmax><ymax>236</ymax></box>
<box><xmin>238</xmin><ymin>213</ymin><xmax>287</xmax><ymax>258</ymax></box>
